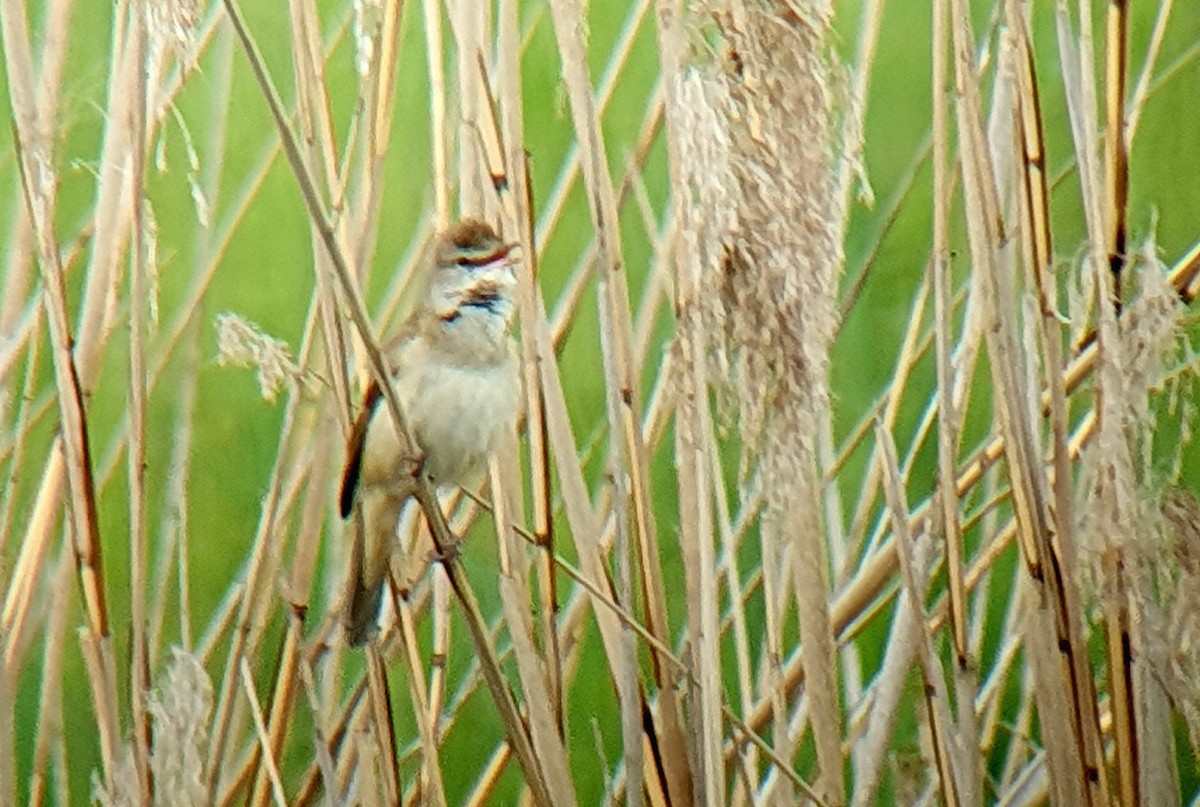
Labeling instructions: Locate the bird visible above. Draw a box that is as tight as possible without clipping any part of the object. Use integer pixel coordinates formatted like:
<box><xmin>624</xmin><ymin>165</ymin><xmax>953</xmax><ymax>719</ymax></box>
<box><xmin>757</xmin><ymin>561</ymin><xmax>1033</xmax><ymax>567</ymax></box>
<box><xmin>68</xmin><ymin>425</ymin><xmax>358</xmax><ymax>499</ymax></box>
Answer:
<box><xmin>338</xmin><ymin>219</ymin><xmax>522</xmax><ymax>645</ymax></box>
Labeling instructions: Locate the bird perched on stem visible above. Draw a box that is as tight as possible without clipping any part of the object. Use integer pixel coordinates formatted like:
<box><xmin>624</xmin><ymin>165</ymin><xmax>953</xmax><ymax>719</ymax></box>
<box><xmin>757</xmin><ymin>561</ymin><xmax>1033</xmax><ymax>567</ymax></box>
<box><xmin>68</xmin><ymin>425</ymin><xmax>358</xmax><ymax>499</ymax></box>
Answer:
<box><xmin>339</xmin><ymin>219</ymin><xmax>522</xmax><ymax>645</ymax></box>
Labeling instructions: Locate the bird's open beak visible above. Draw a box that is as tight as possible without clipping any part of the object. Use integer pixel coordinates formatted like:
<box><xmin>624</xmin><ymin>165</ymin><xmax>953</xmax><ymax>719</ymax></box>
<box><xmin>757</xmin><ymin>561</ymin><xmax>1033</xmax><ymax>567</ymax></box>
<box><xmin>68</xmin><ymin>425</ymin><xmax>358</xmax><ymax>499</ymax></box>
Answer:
<box><xmin>499</xmin><ymin>242</ymin><xmax>523</xmax><ymax>270</ymax></box>
<box><xmin>480</xmin><ymin>243</ymin><xmax>521</xmax><ymax>286</ymax></box>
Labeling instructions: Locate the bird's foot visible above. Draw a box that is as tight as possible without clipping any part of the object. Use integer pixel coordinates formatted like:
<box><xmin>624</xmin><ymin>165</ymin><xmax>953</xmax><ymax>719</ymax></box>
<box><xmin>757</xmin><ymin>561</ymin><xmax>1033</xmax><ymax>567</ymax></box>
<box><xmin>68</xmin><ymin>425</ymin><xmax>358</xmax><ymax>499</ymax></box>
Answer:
<box><xmin>405</xmin><ymin>450</ymin><xmax>427</xmax><ymax>481</ymax></box>
<box><xmin>429</xmin><ymin>536</ymin><xmax>462</xmax><ymax>565</ymax></box>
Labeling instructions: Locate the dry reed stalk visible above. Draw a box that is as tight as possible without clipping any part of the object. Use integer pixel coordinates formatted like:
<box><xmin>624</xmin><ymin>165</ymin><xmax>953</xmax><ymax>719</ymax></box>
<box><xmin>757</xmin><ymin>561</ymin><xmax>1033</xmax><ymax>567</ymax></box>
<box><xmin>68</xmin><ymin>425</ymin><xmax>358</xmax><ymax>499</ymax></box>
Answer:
<box><xmin>953</xmin><ymin>4</ymin><xmax>1108</xmax><ymax>802</ymax></box>
<box><xmin>1104</xmin><ymin>0</ymin><xmax>1130</xmax><ymax>310</ymax></box>
<box><xmin>25</xmin><ymin>546</ymin><xmax>73</xmax><ymax>807</ymax></box>
<box><xmin>876</xmin><ymin>423</ymin><xmax>962</xmax><ymax>807</ymax></box>
<box><xmin>395</xmin><ymin>590</ymin><xmax>448</xmax><ymax>806</ymax></box>
<box><xmin>1099</xmin><ymin>1</ymin><xmax>1138</xmax><ymax>799</ymax></box>
<box><xmin>467</xmin><ymin>19</ymin><xmax>578</xmax><ymax>796</ymax></box>
<box><xmin>240</xmin><ymin>658</ymin><xmax>289</xmax><ymax>807</ymax></box>
<box><xmin>546</xmin><ymin>2</ymin><xmax>692</xmax><ymax>804</ymax></box>
<box><xmin>544</xmin><ymin>0</ymin><xmax>651</xmax><ymax>650</ymax></box>
<box><xmin>10</xmin><ymin>65</ymin><xmax>120</xmax><ymax>807</ymax></box>
<box><xmin>490</xmin><ymin>456</ymin><xmax>578</xmax><ymax>804</ymax></box>
<box><xmin>497</xmin><ymin>0</ymin><xmax>563</xmax><ymax>738</ymax></box>
<box><xmin>128</xmin><ymin>7</ymin><xmax>153</xmax><ymax>802</ymax></box>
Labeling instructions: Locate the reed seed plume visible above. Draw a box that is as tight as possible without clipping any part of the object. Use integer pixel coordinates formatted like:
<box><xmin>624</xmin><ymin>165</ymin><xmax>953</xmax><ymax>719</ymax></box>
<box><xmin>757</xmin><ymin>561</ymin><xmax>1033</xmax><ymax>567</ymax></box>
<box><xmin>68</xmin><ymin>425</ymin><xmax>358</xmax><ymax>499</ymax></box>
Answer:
<box><xmin>671</xmin><ymin>2</ymin><xmax>848</xmax><ymax>801</ymax></box>
<box><xmin>689</xmin><ymin>2</ymin><xmax>844</xmax><ymax>500</ymax></box>
<box><xmin>146</xmin><ymin>0</ymin><xmax>202</xmax><ymax>72</ymax></box>
<box><xmin>215</xmin><ymin>311</ymin><xmax>302</xmax><ymax>402</ymax></box>
<box><xmin>1146</xmin><ymin>489</ymin><xmax>1200</xmax><ymax>753</ymax></box>
<box><xmin>93</xmin><ymin>650</ymin><xmax>212</xmax><ymax>807</ymax></box>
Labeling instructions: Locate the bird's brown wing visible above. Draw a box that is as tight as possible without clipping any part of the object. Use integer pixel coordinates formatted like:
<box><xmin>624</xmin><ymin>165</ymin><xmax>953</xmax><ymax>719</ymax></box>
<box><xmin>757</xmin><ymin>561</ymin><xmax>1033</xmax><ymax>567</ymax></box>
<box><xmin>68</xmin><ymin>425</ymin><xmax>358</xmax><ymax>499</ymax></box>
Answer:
<box><xmin>339</xmin><ymin>323</ymin><xmax>421</xmax><ymax>518</ymax></box>
<box><xmin>339</xmin><ymin>379</ymin><xmax>383</xmax><ymax>518</ymax></box>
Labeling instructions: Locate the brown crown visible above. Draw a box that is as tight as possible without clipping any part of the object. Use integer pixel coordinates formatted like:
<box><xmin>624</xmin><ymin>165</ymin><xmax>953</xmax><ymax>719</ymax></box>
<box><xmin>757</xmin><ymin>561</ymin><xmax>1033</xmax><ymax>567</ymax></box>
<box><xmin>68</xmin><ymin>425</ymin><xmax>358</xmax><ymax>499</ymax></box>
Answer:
<box><xmin>436</xmin><ymin>218</ymin><xmax>514</xmax><ymax>268</ymax></box>
<box><xmin>444</xmin><ymin>219</ymin><xmax>501</xmax><ymax>251</ymax></box>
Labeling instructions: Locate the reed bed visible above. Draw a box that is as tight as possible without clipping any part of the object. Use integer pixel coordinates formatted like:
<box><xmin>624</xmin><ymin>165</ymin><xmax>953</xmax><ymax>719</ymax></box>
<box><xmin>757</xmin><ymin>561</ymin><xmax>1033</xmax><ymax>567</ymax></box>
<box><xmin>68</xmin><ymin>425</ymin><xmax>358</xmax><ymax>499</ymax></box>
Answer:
<box><xmin>2</xmin><ymin>0</ymin><xmax>1199</xmax><ymax>804</ymax></box>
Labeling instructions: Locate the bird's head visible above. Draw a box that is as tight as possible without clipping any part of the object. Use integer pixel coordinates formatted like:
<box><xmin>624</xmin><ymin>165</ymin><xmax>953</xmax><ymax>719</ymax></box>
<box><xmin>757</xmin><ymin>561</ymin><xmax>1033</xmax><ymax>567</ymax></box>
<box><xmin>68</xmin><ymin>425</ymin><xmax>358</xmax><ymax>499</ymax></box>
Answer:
<box><xmin>424</xmin><ymin>219</ymin><xmax>520</xmax><ymax>356</ymax></box>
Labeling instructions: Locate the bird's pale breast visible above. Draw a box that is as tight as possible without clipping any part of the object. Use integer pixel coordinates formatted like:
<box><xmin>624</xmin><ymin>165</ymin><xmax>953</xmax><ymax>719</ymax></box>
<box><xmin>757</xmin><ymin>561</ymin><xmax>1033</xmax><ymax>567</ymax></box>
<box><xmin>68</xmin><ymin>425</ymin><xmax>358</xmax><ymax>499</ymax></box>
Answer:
<box><xmin>360</xmin><ymin>342</ymin><xmax>520</xmax><ymax>489</ymax></box>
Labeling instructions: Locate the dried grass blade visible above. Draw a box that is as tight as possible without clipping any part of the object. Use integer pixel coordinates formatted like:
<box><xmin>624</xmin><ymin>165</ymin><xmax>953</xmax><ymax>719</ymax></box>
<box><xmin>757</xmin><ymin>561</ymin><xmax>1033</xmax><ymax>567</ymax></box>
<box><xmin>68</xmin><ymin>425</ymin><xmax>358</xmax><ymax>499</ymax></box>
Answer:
<box><xmin>422</xmin><ymin>0</ymin><xmax>449</xmax><ymax>226</ymax></box>
<box><xmin>2</xmin><ymin>452</ymin><xmax>61</xmax><ymax>669</ymax></box>
<box><xmin>393</xmin><ymin>595</ymin><xmax>448</xmax><ymax>807</ymax></box>
<box><xmin>1101</xmin><ymin>562</ymin><xmax>1138</xmax><ymax>806</ymax></box>
<box><xmin>546</xmin><ymin>1</ymin><xmax>691</xmax><ymax>803</ymax></box>
<box><xmin>932</xmin><ymin>0</ymin><xmax>968</xmax><ymax>670</ymax></box>
<box><xmin>9</xmin><ymin>66</ymin><xmax>121</xmax><ymax>788</ymax></box>
<box><xmin>411</xmin><ymin>484</ymin><xmax>556</xmax><ymax>807</ymax></box>
<box><xmin>483</xmin><ymin>12</ymin><xmax>566</xmax><ymax>736</ymax></box>
<box><xmin>240</xmin><ymin>658</ymin><xmax>290</xmax><ymax>807</ymax></box>
<box><xmin>25</xmin><ymin>547</ymin><xmax>73</xmax><ymax>807</ymax></box>
<box><xmin>950</xmin><ymin>3</ymin><xmax>1110</xmax><ymax>802</ymax></box>
<box><xmin>127</xmin><ymin>6</ymin><xmax>154</xmax><ymax>801</ymax></box>
<box><xmin>876</xmin><ymin>422</ymin><xmax>962</xmax><ymax>807</ymax></box>
<box><xmin>361</xmin><ymin>643</ymin><xmax>401</xmax><ymax>805</ymax></box>
<box><xmin>247</xmin><ymin>612</ymin><xmax>306</xmax><ymax>807</ymax></box>
<box><xmin>1126</xmin><ymin>0</ymin><xmax>1175</xmax><ymax>143</ymax></box>
<box><xmin>490</xmin><ymin>458</ymin><xmax>578</xmax><ymax>805</ymax></box>
<box><xmin>1104</xmin><ymin>0</ymin><xmax>1130</xmax><ymax>308</ymax></box>
<box><xmin>463</xmin><ymin>743</ymin><xmax>513</xmax><ymax>807</ymax></box>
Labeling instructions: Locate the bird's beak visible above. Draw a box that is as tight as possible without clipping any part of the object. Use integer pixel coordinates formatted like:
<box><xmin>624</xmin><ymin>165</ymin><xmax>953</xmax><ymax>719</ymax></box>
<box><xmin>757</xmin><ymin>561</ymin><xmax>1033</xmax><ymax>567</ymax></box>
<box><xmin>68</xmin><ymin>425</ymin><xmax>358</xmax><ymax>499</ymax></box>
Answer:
<box><xmin>500</xmin><ymin>242</ymin><xmax>523</xmax><ymax>271</ymax></box>
<box><xmin>480</xmin><ymin>243</ymin><xmax>522</xmax><ymax>286</ymax></box>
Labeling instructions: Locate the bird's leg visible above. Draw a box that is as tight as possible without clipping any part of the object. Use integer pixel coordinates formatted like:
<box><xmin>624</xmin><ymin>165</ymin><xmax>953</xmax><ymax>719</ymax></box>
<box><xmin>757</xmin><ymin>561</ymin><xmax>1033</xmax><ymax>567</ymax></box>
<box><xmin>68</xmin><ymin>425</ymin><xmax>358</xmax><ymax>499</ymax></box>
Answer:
<box><xmin>404</xmin><ymin>449</ymin><xmax>427</xmax><ymax>481</ymax></box>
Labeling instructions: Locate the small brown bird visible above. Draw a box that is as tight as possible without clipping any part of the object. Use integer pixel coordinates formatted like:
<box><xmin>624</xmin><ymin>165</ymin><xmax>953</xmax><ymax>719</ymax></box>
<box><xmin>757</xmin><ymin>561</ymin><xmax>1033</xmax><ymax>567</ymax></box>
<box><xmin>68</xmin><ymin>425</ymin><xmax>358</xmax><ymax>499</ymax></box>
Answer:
<box><xmin>339</xmin><ymin>219</ymin><xmax>522</xmax><ymax>645</ymax></box>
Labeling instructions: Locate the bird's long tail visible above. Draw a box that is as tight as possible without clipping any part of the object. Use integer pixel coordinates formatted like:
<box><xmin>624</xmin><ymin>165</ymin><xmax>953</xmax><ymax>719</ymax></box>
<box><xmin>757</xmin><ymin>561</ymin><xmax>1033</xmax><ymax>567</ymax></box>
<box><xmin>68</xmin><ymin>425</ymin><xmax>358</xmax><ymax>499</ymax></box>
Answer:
<box><xmin>343</xmin><ymin>492</ymin><xmax>403</xmax><ymax>646</ymax></box>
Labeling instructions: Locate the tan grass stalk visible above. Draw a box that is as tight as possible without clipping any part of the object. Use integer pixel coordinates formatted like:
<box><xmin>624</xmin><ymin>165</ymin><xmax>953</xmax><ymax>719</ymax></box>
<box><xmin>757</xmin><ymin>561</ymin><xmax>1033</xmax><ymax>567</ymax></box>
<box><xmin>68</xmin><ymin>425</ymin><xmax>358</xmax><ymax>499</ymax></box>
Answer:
<box><xmin>240</xmin><ymin>659</ymin><xmax>289</xmax><ymax>807</ymax></box>
<box><xmin>497</xmin><ymin>0</ymin><xmax>563</xmax><ymax>733</ymax></box>
<box><xmin>363</xmin><ymin>643</ymin><xmax>402</xmax><ymax>804</ymax></box>
<box><xmin>249</xmin><ymin>400</ymin><xmax>338</xmax><ymax>804</ymax></box>
<box><xmin>9</xmin><ymin>56</ymin><xmax>121</xmax><ymax>799</ymax></box>
<box><xmin>127</xmin><ymin>5</ymin><xmax>154</xmax><ymax>801</ymax></box>
<box><xmin>202</xmin><ymin>349</ymin><xmax>309</xmax><ymax>799</ymax></box>
<box><xmin>472</xmin><ymin>18</ymin><xmax>569</xmax><ymax>750</ymax></box>
<box><xmin>876</xmin><ymin>422</ymin><xmax>963</xmax><ymax>806</ymax></box>
<box><xmin>1126</xmin><ymin>0</ymin><xmax>1176</xmax><ymax>144</ymax></box>
<box><xmin>24</xmin><ymin>545</ymin><xmax>72</xmax><ymax>807</ymax></box>
<box><xmin>949</xmin><ymin>3</ymin><xmax>1111</xmax><ymax>803</ymax></box>
<box><xmin>932</xmin><ymin>0</ymin><xmax>967</xmax><ymax>673</ymax></box>
<box><xmin>842</xmin><ymin>271</ymin><xmax>933</xmax><ymax>564</ymax></box>
<box><xmin>393</xmin><ymin>597</ymin><xmax>447</xmax><ymax>807</ymax></box>
<box><xmin>462</xmin><ymin>742</ymin><xmax>513</xmax><ymax>807</ymax></box>
<box><xmin>546</xmin><ymin>2</ymin><xmax>691</xmax><ymax>805</ymax></box>
<box><xmin>1012</xmin><ymin>6</ymin><xmax>1089</xmax><ymax>804</ymax></box>
<box><xmin>490</xmin><ymin>456</ymin><xmax>578</xmax><ymax>804</ymax></box>
<box><xmin>5</xmin><ymin>1</ymin><xmax>1199</xmax><ymax>803</ymax></box>
<box><xmin>72</xmin><ymin>8</ymin><xmax>139</xmax><ymax>394</ymax></box>
<box><xmin>738</xmin><ymin>230</ymin><xmax>1200</xmax><ymax>764</ymax></box>
<box><xmin>1098</xmin><ymin>6</ymin><xmax>1141</xmax><ymax>800</ymax></box>
<box><xmin>1104</xmin><ymin>0</ymin><xmax>1130</xmax><ymax>309</ymax></box>
<box><xmin>422</xmin><ymin>0</ymin><xmax>449</xmax><ymax>226</ymax></box>
<box><xmin>246</xmin><ymin>611</ymin><xmax>305</xmax><ymax>807</ymax></box>
<box><xmin>1</xmin><ymin>448</ymin><xmax>59</xmax><ymax>670</ymax></box>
